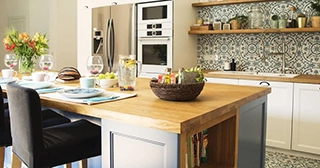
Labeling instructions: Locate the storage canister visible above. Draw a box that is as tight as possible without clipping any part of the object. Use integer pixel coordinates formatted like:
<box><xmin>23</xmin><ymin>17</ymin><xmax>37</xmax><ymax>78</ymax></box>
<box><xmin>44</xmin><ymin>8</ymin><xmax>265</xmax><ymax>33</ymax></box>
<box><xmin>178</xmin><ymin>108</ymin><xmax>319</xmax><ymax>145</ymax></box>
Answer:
<box><xmin>248</xmin><ymin>5</ymin><xmax>264</xmax><ymax>29</ymax></box>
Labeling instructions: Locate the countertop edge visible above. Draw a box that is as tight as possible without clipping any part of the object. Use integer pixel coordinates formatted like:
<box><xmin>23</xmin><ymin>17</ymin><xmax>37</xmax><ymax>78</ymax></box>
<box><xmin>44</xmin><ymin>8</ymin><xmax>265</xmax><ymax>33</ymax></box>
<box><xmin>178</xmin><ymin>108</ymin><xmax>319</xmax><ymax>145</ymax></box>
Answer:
<box><xmin>204</xmin><ymin>71</ymin><xmax>320</xmax><ymax>84</ymax></box>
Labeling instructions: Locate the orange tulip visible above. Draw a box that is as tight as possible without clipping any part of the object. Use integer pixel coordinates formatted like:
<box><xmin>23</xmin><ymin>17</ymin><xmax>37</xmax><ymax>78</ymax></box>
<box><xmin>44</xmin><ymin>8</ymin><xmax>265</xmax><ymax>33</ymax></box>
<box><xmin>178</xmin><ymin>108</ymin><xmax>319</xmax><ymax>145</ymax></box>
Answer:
<box><xmin>19</xmin><ymin>32</ymin><xmax>30</xmax><ymax>41</ymax></box>
<box><xmin>2</xmin><ymin>37</ymin><xmax>10</xmax><ymax>44</ymax></box>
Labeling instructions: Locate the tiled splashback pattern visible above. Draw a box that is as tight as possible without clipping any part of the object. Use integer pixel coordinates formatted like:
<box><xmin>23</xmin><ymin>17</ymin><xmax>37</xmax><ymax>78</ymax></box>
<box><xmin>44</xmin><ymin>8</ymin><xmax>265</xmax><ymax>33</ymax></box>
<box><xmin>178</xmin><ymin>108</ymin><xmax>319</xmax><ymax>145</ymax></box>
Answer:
<box><xmin>197</xmin><ymin>0</ymin><xmax>320</xmax><ymax>75</ymax></box>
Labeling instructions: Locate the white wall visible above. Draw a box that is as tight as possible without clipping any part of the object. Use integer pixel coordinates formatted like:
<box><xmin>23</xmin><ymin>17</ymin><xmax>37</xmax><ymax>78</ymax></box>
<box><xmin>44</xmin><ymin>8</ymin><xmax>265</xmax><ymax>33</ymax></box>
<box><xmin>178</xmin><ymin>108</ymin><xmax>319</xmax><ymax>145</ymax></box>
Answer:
<box><xmin>48</xmin><ymin>0</ymin><xmax>77</xmax><ymax>71</ymax></box>
<box><xmin>0</xmin><ymin>0</ymin><xmax>77</xmax><ymax>71</ymax></box>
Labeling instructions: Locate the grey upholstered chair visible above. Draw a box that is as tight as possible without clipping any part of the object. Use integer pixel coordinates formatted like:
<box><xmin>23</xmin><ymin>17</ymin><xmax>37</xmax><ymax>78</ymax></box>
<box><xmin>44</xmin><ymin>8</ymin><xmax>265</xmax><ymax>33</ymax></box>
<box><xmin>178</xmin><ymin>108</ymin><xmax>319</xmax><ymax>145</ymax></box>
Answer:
<box><xmin>6</xmin><ymin>82</ymin><xmax>101</xmax><ymax>168</ymax></box>
<box><xmin>0</xmin><ymin>85</ymin><xmax>71</xmax><ymax>168</ymax></box>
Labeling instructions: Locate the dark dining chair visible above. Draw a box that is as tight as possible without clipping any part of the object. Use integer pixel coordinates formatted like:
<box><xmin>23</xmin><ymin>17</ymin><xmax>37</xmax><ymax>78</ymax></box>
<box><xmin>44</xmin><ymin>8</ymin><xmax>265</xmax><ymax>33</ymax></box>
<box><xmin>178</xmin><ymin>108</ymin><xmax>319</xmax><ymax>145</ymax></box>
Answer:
<box><xmin>6</xmin><ymin>82</ymin><xmax>101</xmax><ymax>168</ymax></box>
<box><xmin>0</xmin><ymin>85</ymin><xmax>71</xmax><ymax>168</ymax></box>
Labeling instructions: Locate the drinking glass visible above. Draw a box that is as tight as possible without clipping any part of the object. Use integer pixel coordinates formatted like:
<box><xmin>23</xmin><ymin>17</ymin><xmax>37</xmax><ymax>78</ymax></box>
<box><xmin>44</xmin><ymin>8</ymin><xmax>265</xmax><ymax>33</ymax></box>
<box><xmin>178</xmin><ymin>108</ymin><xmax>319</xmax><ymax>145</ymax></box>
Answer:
<box><xmin>86</xmin><ymin>55</ymin><xmax>104</xmax><ymax>79</ymax></box>
<box><xmin>39</xmin><ymin>54</ymin><xmax>54</xmax><ymax>81</ymax></box>
<box><xmin>4</xmin><ymin>54</ymin><xmax>18</xmax><ymax>69</ymax></box>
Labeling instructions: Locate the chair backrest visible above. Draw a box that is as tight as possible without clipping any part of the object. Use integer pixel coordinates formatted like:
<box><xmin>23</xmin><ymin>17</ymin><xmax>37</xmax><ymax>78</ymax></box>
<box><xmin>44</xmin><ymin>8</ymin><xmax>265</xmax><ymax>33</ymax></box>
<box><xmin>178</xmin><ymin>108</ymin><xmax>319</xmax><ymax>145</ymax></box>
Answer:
<box><xmin>6</xmin><ymin>82</ymin><xmax>45</xmax><ymax>164</ymax></box>
<box><xmin>0</xmin><ymin>86</ymin><xmax>5</xmax><ymax>132</ymax></box>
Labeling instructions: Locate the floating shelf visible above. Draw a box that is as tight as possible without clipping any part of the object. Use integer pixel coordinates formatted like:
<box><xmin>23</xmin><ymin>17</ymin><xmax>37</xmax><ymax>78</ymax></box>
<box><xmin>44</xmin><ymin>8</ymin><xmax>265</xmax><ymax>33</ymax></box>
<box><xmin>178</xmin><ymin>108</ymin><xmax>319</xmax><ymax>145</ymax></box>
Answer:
<box><xmin>192</xmin><ymin>0</ymin><xmax>283</xmax><ymax>7</ymax></box>
<box><xmin>188</xmin><ymin>28</ymin><xmax>320</xmax><ymax>35</ymax></box>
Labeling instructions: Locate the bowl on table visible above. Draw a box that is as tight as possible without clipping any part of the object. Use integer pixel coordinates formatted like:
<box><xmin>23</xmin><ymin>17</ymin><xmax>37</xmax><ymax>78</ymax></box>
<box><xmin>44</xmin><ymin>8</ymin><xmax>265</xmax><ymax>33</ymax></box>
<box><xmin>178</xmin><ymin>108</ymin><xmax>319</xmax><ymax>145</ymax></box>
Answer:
<box><xmin>98</xmin><ymin>79</ymin><xmax>118</xmax><ymax>89</ymax></box>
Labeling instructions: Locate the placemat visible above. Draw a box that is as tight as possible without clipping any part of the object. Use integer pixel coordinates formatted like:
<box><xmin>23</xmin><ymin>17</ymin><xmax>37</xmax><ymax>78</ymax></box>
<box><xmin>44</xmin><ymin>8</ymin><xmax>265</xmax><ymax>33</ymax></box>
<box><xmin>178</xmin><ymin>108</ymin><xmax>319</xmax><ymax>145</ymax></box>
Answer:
<box><xmin>41</xmin><ymin>91</ymin><xmax>137</xmax><ymax>105</ymax></box>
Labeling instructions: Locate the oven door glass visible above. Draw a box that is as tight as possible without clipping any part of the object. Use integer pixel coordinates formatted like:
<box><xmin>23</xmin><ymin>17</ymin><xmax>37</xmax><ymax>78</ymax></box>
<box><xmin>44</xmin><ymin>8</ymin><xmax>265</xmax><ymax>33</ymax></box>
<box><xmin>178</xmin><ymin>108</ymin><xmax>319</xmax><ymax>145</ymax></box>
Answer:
<box><xmin>142</xmin><ymin>44</ymin><xmax>167</xmax><ymax>65</ymax></box>
<box><xmin>137</xmin><ymin>1</ymin><xmax>173</xmax><ymax>24</ymax></box>
<box><xmin>138</xmin><ymin>37</ymin><xmax>172</xmax><ymax>73</ymax></box>
<box><xmin>142</xmin><ymin>5</ymin><xmax>167</xmax><ymax>20</ymax></box>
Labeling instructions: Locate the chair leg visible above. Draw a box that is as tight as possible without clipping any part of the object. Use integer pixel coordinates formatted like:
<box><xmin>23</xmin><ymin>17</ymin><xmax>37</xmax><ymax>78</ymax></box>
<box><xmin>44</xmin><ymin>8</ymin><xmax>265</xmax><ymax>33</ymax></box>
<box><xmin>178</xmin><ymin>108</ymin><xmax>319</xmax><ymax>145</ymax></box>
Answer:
<box><xmin>64</xmin><ymin>163</ymin><xmax>72</xmax><ymax>168</ymax></box>
<box><xmin>79</xmin><ymin>159</ymin><xmax>88</xmax><ymax>168</ymax></box>
<box><xmin>0</xmin><ymin>147</ymin><xmax>4</xmax><ymax>168</ymax></box>
<box><xmin>11</xmin><ymin>153</ymin><xmax>21</xmax><ymax>168</ymax></box>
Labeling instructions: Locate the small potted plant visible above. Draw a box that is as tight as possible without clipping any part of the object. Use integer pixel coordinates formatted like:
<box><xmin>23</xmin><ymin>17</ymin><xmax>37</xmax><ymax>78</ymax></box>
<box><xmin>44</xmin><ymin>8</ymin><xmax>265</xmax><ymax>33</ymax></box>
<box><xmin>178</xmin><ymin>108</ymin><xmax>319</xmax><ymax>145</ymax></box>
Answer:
<box><xmin>228</xmin><ymin>14</ymin><xmax>248</xmax><ymax>30</ymax></box>
<box><xmin>311</xmin><ymin>0</ymin><xmax>320</xmax><ymax>28</ymax></box>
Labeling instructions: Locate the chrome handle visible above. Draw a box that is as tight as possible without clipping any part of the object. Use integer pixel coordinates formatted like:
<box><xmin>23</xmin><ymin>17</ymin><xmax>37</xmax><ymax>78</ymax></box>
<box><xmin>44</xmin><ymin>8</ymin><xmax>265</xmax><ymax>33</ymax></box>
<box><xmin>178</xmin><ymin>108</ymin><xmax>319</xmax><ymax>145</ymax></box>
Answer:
<box><xmin>106</xmin><ymin>19</ymin><xmax>112</xmax><ymax>71</ymax></box>
<box><xmin>138</xmin><ymin>37</ymin><xmax>170</xmax><ymax>41</ymax></box>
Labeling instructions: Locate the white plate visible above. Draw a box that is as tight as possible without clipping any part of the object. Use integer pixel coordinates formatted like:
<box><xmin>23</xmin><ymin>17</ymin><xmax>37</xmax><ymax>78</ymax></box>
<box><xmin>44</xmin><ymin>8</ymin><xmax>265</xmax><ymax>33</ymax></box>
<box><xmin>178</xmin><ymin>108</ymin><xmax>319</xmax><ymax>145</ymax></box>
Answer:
<box><xmin>58</xmin><ymin>88</ymin><xmax>105</xmax><ymax>99</ymax></box>
<box><xmin>0</xmin><ymin>77</ymin><xmax>18</xmax><ymax>84</ymax></box>
<box><xmin>18</xmin><ymin>81</ymin><xmax>54</xmax><ymax>90</ymax></box>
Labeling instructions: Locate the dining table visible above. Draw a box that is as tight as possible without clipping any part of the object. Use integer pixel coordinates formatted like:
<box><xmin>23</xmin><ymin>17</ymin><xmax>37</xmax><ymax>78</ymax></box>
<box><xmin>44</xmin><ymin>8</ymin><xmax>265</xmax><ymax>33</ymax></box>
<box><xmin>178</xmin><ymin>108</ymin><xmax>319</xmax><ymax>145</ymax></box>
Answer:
<box><xmin>1</xmin><ymin>73</ymin><xmax>271</xmax><ymax>168</ymax></box>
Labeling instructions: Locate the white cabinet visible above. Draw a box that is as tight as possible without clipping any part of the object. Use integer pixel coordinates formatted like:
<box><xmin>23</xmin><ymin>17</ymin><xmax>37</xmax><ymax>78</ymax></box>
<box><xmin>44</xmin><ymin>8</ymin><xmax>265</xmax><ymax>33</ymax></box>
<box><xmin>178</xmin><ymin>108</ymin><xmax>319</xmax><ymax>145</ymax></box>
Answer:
<box><xmin>206</xmin><ymin>77</ymin><xmax>238</xmax><ymax>85</ymax></box>
<box><xmin>91</xmin><ymin>0</ymin><xmax>157</xmax><ymax>8</ymax></box>
<box><xmin>292</xmin><ymin>83</ymin><xmax>320</xmax><ymax>155</ymax></box>
<box><xmin>77</xmin><ymin>0</ymin><xmax>92</xmax><ymax>75</ymax></box>
<box><xmin>91</xmin><ymin>0</ymin><xmax>133</xmax><ymax>8</ymax></box>
<box><xmin>238</xmin><ymin>80</ymin><xmax>294</xmax><ymax>150</ymax></box>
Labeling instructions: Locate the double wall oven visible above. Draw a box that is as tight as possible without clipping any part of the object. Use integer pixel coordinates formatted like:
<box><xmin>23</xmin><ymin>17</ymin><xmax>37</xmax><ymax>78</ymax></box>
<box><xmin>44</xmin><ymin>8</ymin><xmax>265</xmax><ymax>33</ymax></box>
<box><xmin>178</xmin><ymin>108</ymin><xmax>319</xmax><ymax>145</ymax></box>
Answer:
<box><xmin>137</xmin><ymin>0</ymin><xmax>173</xmax><ymax>74</ymax></box>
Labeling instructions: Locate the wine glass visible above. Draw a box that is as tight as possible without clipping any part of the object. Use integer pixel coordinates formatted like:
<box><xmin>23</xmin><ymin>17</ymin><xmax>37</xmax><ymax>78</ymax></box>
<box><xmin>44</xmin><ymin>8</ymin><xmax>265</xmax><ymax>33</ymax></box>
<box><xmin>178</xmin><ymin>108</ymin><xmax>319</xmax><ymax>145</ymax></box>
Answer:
<box><xmin>86</xmin><ymin>56</ymin><xmax>104</xmax><ymax>83</ymax></box>
<box><xmin>39</xmin><ymin>54</ymin><xmax>54</xmax><ymax>81</ymax></box>
<box><xmin>4</xmin><ymin>54</ymin><xmax>18</xmax><ymax>69</ymax></box>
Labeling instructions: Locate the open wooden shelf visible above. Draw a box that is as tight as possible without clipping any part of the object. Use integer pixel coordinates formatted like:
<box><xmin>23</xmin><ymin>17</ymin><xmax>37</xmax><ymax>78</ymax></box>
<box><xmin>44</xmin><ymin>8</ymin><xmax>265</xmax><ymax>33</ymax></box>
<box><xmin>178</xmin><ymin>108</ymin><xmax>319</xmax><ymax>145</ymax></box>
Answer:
<box><xmin>192</xmin><ymin>0</ymin><xmax>282</xmax><ymax>7</ymax></box>
<box><xmin>188</xmin><ymin>27</ymin><xmax>320</xmax><ymax>35</ymax></box>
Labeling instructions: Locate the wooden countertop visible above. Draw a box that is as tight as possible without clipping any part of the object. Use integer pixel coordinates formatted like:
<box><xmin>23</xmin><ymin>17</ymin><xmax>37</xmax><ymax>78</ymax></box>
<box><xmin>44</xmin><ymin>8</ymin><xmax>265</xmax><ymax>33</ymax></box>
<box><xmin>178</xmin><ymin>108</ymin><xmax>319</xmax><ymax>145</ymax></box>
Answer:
<box><xmin>39</xmin><ymin>78</ymin><xmax>271</xmax><ymax>134</ymax></box>
<box><xmin>204</xmin><ymin>71</ymin><xmax>320</xmax><ymax>84</ymax></box>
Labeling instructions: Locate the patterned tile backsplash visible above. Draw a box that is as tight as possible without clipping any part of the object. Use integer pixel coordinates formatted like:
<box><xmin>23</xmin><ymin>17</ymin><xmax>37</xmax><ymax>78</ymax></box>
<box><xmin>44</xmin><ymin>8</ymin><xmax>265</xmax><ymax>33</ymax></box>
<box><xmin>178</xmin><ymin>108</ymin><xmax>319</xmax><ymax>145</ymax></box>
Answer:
<box><xmin>197</xmin><ymin>0</ymin><xmax>320</xmax><ymax>75</ymax></box>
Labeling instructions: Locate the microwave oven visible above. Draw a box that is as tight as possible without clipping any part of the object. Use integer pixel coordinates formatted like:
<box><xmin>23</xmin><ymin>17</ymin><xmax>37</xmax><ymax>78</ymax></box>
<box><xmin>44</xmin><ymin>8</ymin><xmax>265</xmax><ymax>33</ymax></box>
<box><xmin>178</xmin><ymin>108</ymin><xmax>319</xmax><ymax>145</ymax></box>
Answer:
<box><xmin>137</xmin><ymin>1</ymin><xmax>173</xmax><ymax>26</ymax></box>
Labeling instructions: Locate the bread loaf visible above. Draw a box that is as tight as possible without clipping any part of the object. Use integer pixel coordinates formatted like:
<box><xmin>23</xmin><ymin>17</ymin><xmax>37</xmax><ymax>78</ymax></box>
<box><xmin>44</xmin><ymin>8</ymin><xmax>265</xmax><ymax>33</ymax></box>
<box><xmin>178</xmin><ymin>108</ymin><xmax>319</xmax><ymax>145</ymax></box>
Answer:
<box><xmin>58</xmin><ymin>67</ymin><xmax>81</xmax><ymax>81</ymax></box>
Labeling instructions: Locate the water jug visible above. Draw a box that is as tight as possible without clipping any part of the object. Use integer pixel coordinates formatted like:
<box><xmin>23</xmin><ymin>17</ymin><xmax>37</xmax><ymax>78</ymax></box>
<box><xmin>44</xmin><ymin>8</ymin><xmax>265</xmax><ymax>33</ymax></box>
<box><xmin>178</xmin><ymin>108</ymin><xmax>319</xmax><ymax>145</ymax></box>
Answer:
<box><xmin>118</xmin><ymin>55</ymin><xmax>141</xmax><ymax>91</ymax></box>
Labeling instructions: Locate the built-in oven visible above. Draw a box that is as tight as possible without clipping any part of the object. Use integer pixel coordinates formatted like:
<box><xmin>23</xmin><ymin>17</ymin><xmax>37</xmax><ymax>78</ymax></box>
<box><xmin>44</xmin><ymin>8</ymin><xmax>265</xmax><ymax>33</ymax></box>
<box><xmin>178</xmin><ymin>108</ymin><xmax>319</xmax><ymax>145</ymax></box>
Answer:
<box><xmin>137</xmin><ymin>1</ymin><xmax>173</xmax><ymax>25</ymax></box>
<box><xmin>137</xmin><ymin>0</ymin><xmax>173</xmax><ymax>75</ymax></box>
<box><xmin>137</xmin><ymin>36</ymin><xmax>172</xmax><ymax>74</ymax></box>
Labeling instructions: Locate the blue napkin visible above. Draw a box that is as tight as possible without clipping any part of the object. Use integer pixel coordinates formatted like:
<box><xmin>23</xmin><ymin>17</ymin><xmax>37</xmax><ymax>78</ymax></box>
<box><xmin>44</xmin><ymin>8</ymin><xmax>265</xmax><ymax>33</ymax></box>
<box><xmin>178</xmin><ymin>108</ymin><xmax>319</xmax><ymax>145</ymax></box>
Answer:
<box><xmin>83</xmin><ymin>96</ymin><xmax>120</xmax><ymax>105</ymax></box>
<box><xmin>36</xmin><ymin>87</ymin><xmax>62</xmax><ymax>94</ymax></box>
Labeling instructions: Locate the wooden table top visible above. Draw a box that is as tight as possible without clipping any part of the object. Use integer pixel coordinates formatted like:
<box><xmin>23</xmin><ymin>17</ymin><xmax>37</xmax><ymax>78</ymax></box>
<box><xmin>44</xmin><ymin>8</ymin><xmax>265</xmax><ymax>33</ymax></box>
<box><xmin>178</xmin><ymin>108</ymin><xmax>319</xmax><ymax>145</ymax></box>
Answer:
<box><xmin>37</xmin><ymin>78</ymin><xmax>271</xmax><ymax>134</ymax></box>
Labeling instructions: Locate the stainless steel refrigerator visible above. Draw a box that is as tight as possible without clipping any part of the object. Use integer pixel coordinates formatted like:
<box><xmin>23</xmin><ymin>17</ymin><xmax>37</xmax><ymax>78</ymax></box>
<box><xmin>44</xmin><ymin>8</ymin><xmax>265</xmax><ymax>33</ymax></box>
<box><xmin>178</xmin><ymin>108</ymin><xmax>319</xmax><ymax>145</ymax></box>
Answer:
<box><xmin>92</xmin><ymin>3</ymin><xmax>136</xmax><ymax>73</ymax></box>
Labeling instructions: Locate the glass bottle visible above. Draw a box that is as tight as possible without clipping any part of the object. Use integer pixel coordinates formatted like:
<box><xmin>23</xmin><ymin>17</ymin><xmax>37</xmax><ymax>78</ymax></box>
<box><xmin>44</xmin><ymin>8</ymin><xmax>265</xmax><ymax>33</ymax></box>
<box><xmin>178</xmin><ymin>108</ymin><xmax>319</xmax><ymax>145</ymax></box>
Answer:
<box><xmin>288</xmin><ymin>6</ymin><xmax>297</xmax><ymax>28</ymax></box>
<box><xmin>248</xmin><ymin>5</ymin><xmax>264</xmax><ymax>29</ymax></box>
<box><xmin>162</xmin><ymin>67</ymin><xmax>172</xmax><ymax>84</ymax></box>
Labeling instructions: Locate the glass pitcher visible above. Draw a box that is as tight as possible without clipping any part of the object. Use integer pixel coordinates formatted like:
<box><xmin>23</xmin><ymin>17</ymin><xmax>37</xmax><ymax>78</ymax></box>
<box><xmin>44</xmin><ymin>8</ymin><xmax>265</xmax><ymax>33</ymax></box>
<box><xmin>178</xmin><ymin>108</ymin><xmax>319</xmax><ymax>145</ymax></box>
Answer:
<box><xmin>118</xmin><ymin>55</ymin><xmax>141</xmax><ymax>91</ymax></box>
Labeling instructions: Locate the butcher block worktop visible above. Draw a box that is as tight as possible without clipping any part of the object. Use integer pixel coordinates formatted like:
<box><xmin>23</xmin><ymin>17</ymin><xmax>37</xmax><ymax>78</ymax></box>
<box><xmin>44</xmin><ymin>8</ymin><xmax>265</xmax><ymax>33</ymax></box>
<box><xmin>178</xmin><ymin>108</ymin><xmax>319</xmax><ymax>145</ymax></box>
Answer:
<box><xmin>39</xmin><ymin>78</ymin><xmax>271</xmax><ymax>134</ymax></box>
<box><xmin>205</xmin><ymin>71</ymin><xmax>320</xmax><ymax>84</ymax></box>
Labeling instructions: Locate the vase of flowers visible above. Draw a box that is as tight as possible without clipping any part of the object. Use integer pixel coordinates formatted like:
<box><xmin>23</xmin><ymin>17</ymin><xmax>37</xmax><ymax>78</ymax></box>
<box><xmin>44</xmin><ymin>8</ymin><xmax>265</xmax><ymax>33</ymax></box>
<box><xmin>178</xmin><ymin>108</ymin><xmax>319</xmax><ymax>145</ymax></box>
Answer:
<box><xmin>2</xmin><ymin>27</ymin><xmax>49</xmax><ymax>74</ymax></box>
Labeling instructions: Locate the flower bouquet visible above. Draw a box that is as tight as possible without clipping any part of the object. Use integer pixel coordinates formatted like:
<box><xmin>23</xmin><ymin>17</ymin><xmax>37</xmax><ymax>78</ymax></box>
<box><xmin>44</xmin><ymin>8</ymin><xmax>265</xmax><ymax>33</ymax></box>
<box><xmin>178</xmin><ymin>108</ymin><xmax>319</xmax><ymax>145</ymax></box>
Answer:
<box><xmin>2</xmin><ymin>27</ymin><xmax>49</xmax><ymax>73</ymax></box>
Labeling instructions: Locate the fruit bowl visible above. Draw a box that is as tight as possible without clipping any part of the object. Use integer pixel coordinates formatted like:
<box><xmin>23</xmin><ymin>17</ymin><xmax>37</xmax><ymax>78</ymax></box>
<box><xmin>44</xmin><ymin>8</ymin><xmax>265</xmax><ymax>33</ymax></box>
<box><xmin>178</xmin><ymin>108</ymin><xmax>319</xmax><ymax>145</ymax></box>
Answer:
<box><xmin>149</xmin><ymin>81</ymin><xmax>205</xmax><ymax>101</ymax></box>
<box><xmin>98</xmin><ymin>79</ymin><xmax>118</xmax><ymax>89</ymax></box>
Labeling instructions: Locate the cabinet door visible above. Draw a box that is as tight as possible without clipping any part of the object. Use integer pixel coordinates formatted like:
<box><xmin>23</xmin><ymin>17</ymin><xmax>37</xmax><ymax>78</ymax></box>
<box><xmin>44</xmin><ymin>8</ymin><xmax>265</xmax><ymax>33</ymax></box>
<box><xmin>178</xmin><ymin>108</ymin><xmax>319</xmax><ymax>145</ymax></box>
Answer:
<box><xmin>77</xmin><ymin>0</ymin><xmax>92</xmax><ymax>75</ymax></box>
<box><xmin>239</xmin><ymin>80</ymin><xmax>293</xmax><ymax>150</ymax></box>
<box><xmin>102</xmin><ymin>119</ymin><xmax>179</xmax><ymax>168</ymax></box>
<box><xmin>91</xmin><ymin>0</ymin><xmax>136</xmax><ymax>8</ymax></box>
<box><xmin>206</xmin><ymin>77</ymin><xmax>238</xmax><ymax>85</ymax></box>
<box><xmin>293</xmin><ymin>83</ymin><xmax>320</xmax><ymax>155</ymax></box>
<box><xmin>91</xmin><ymin>0</ymin><xmax>114</xmax><ymax>8</ymax></box>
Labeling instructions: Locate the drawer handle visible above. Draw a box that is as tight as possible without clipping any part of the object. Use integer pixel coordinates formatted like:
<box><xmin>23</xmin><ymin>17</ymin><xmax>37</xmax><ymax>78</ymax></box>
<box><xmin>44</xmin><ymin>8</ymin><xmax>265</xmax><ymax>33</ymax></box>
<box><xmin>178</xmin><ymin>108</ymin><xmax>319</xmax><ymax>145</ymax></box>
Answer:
<box><xmin>259</xmin><ymin>81</ymin><xmax>270</xmax><ymax>86</ymax></box>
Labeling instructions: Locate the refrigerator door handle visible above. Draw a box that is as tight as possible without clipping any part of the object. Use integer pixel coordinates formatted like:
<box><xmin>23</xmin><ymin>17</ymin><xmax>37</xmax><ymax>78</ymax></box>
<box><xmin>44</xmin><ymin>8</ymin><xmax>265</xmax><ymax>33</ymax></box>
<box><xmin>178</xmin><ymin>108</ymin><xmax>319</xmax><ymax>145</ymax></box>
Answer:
<box><xmin>106</xmin><ymin>18</ymin><xmax>113</xmax><ymax>72</ymax></box>
<box><xmin>110</xmin><ymin>19</ymin><xmax>115</xmax><ymax>73</ymax></box>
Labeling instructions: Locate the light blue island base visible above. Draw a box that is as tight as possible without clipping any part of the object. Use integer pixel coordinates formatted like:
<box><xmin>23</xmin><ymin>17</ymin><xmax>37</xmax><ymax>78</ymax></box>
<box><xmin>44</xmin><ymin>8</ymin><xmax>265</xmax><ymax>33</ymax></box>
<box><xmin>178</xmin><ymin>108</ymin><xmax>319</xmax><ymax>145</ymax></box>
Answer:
<box><xmin>102</xmin><ymin>96</ymin><xmax>267</xmax><ymax>168</ymax></box>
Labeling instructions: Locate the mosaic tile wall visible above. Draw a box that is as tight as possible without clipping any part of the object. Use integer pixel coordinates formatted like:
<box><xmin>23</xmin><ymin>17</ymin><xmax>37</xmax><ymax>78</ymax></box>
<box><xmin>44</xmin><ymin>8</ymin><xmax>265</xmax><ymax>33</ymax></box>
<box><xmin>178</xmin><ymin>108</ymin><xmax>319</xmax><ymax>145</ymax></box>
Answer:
<box><xmin>197</xmin><ymin>0</ymin><xmax>320</xmax><ymax>75</ymax></box>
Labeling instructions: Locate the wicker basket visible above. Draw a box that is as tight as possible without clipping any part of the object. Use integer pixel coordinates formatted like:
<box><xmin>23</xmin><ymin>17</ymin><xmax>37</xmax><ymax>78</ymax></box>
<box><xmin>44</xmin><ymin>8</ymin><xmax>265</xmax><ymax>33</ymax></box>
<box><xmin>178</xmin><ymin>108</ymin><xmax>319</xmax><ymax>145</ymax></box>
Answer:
<box><xmin>149</xmin><ymin>81</ymin><xmax>205</xmax><ymax>101</ymax></box>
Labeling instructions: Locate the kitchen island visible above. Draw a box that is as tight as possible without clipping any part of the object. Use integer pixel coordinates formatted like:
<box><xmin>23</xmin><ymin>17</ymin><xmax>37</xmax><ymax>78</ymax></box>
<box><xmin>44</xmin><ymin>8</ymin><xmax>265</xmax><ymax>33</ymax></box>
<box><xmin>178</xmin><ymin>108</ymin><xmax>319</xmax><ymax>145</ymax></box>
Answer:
<box><xmin>39</xmin><ymin>78</ymin><xmax>271</xmax><ymax>168</ymax></box>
